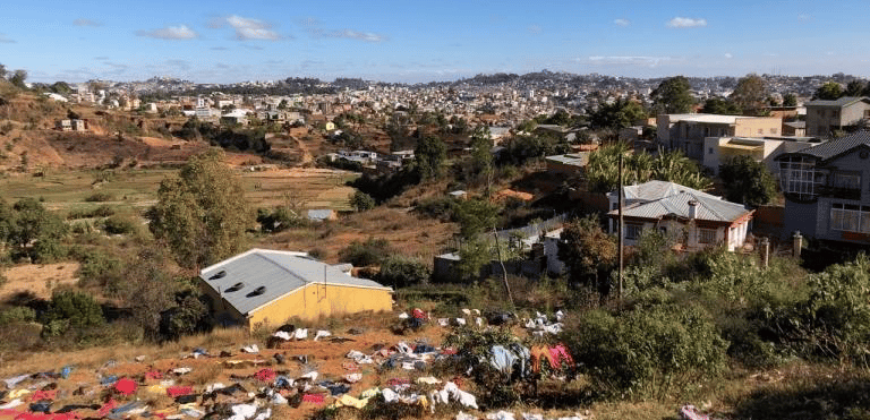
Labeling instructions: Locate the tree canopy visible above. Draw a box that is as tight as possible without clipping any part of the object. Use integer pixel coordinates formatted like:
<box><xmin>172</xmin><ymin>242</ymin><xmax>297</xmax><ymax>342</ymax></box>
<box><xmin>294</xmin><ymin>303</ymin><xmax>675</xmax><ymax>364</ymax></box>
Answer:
<box><xmin>148</xmin><ymin>148</ymin><xmax>254</xmax><ymax>269</ymax></box>
<box><xmin>558</xmin><ymin>215</ymin><xmax>617</xmax><ymax>292</ymax></box>
<box><xmin>782</xmin><ymin>93</ymin><xmax>797</xmax><ymax>107</ymax></box>
<box><xmin>586</xmin><ymin>143</ymin><xmax>712</xmax><ymax>193</ymax></box>
<box><xmin>814</xmin><ymin>81</ymin><xmax>844</xmax><ymax>100</ymax></box>
<box><xmin>414</xmin><ymin>136</ymin><xmax>447</xmax><ymax>180</ymax></box>
<box><xmin>701</xmin><ymin>97</ymin><xmax>742</xmax><ymax>115</ymax></box>
<box><xmin>718</xmin><ymin>155</ymin><xmax>778</xmax><ymax>207</ymax></box>
<box><xmin>651</xmin><ymin>76</ymin><xmax>694</xmax><ymax>114</ymax></box>
<box><xmin>590</xmin><ymin>98</ymin><xmax>647</xmax><ymax>129</ymax></box>
<box><xmin>730</xmin><ymin>74</ymin><xmax>769</xmax><ymax>116</ymax></box>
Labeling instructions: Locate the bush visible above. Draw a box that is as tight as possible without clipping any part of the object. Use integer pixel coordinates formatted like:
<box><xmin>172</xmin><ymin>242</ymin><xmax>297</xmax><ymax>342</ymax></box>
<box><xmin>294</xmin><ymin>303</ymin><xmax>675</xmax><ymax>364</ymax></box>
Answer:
<box><xmin>377</xmin><ymin>255</ymin><xmax>430</xmax><ymax>288</ymax></box>
<box><xmin>257</xmin><ymin>207</ymin><xmax>306</xmax><ymax>233</ymax></box>
<box><xmin>76</xmin><ymin>249</ymin><xmax>126</xmax><ymax>294</ymax></box>
<box><xmin>84</xmin><ymin>192</ymin><xmax>114</xmax><ymax>202</ymax></box>
<box><xmin>561</xmin><ymin>302</ymin><xmax>728</xmax><ymax>397</ymax></box>
<box><xmin>350</xmin><ymin>191</ymin><xmax>376</xmax><ymax>212</ymax></box>
<box><xmin>338</xmin><ymin>237</ymin><xmax>394</xmax><ymax>267</ymax></box>
<box><xmin>0</xmin><ymin>306</ymin><xmax>36</xmax><ymax>324</ymax></box>
<box><xmin>414</xmin><ymin>196</ymin><xmax>458</xmax><ymax>221</ymax></box>
<box><xmin>101</xmin><ymin>214</ymin><xmax>138</xmax><ymax>235</ymax></box>
<box><xmin>67</xmin><ymin>204</ymin><xmax>115</xmax><ymax>220</ymax></box>
<box><xmin>31</xmin><ymin>236</ymin><xmax>67</xmax><ymax>263</ymax></box>
<box><xmin>41</xmin><ymin>290</ymin><xmax>104</xmax><ymax>335</ymax></box>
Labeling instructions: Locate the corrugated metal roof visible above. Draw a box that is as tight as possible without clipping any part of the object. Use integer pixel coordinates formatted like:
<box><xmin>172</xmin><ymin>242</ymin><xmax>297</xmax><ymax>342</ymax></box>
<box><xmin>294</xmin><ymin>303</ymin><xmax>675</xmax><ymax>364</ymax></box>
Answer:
<box><xmin>611</xmin><ymin>180</ymin><xmax>721</xmax><ymax>202</ymax></box>
<box><xmin>199</xmin><ymin>249</ymin><xmax>391</xmax><ymax>316</ymax></box>
<box><xmin>610</xmin><ymin>191</ymin><xmax>751</xmax><ymax>223</ymax></box>
<box><xmin>786</xmin><ymin>130</ymin><xmax>870</xmax><ymax>162</ymax></box>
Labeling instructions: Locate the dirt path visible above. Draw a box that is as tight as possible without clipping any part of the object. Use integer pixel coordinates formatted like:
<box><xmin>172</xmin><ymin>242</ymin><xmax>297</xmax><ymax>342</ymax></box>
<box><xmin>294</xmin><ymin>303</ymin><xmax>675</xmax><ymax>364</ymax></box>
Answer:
<box><xmin>293</xmin><ymin>136</ymin><xmax>314</xmax><ymax>165</ymax></box>
<box><xmin>0</xmin><ymin>263</ymin><xmax>80</xmax><ymax>302</ymax></box>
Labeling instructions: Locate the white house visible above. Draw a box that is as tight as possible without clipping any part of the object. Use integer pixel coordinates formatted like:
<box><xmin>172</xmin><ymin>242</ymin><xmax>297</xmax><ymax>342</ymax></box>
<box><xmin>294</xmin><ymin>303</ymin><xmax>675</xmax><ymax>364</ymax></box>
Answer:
<box><xmin>607</xmin><ymin>180</ymin><xmax>754</xmax><ymax>251</ymax></box>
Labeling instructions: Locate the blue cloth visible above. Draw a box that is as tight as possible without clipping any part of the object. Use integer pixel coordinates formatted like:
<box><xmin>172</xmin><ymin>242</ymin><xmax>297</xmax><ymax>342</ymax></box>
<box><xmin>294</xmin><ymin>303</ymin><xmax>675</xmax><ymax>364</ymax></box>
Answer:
<box><xmin>100</xmin><ymin>375</ymin><xmax>118</xmax><ymax>386</ymax></box>
<box><xmin>61</xmin><ymin>366</ymin><xmax>73</xmax><ymax>379</ymax></box>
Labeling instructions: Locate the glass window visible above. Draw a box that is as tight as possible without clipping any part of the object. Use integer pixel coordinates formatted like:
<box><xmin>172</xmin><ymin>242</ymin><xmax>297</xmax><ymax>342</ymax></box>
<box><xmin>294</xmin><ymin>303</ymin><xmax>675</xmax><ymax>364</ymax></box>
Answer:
<box><xmin>625</xmin><ymin>224</ymin><xmax>643</xmax><ymax>240</ymax></box>
<box><xmin>699</xmin><ymin>229</ymin><xmax>717</xmax><ymax>244</ymax></box>
<box><xmin>831</xmin><ymin>203</ymin><xmax>870</xmax><ymax>233</ymax></box>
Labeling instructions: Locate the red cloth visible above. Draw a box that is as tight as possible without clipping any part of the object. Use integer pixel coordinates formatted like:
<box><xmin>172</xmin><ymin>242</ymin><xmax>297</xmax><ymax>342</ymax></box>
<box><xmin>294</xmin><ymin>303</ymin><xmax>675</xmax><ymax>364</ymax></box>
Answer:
<box><xmin>144</xmin><ymin>371</ymin><xmax>163</xmax><ymax>380</ymax></box>
<box><xmin>114</xmin><ymin>378</ymin><xmax>137</xmax><ymax>396</ymax></box>
<box><xmin>30</xmin><ymin>390</ymin><xmax>57</xmax><ymax>401</ymax></box>
<box><xmin>411</xmin><ymin>308</ymin><xmax>426</xmax><ymax>319</ymax></box>
<box><xmin>97</xmin><ymin>399</ymin><xmax>117</xmax><ymax>417</ymax></box>
<box><xmin>166</xmin><ymin>386</ymin><xmax>193</xmax><ymax>397</ymax></box>
<box><xmin>254</xmin><ymin>368</ymin><xmax>276</xmax><ymax>383</ymax></box>
<box><xmin>15</xmin><ymin>414</ymin><xmax>80</xmax><ymax>420</ymax></box>
<box><xmin>302</xmin><ymin>394</ymin><xmax>324</xmax><ymax>404</ymax></box>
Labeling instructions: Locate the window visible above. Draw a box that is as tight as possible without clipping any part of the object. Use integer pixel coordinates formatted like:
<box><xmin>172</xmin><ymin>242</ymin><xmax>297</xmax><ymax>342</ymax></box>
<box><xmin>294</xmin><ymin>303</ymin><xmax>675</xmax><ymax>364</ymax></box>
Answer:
<box><xmin>830</xmin><ymin>204</ymin><xmax>870</xmax><ymax>233</ymax></box>
<box><xmin>625</xmin><ymin>224</ymin><xmax>643</xmax><ymax>240</ymax></box>
<box><xmin>757</xmin><ymin>128</ymin><xmax>763</xmax><ymax>134</ymax></box>
<box><xmin>769</xmin><ymin>128</ymin><xmax>778</xmax><ymax>134</ymax></box>
<box><xmin>709</xmin><ymin>147</ymin><xmax>714</xmax><ymax>155</ymax></box>
<box><xmin>779</xmin><ymin>156</ymin><xmax>822</xmax><ymax>200</ymax></box>
<box><xmin>832</xmin><ymin>110</ymin><xmax>839</xmax><ymax>118</ymax></box>
<box><xmin>699</xmin><ymin>229</ymin><xmax>717</xmax><ymax>244</ymax></box>
<box><xmin>831</xmin><ymin>172</ymin><xmax>861</xmax><ymax>190</ymax></box>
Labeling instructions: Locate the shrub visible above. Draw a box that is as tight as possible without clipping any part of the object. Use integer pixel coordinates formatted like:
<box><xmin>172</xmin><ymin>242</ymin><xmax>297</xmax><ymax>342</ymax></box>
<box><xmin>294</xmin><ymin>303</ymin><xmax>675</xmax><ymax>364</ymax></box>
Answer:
<box><xmin>377</xmin><ymin>255</ymin><xmax>430</xmax><ymax>288</ymax></box>
<box><xmin>338</xmin><ymin>237</ymin><xmax>394</xmax><ymax>267</ymax></box>
<box><xmin>561</xmin><ymin>302</ymin><xmax>728</xmax><ymax>397</ymax></box>
<box><xmin>350</xmin><ymin>191</ymin><xmax>376</xmax><ymax>212</ymax></box>
<box><xmin>414</xmin><ymin>196</ymin><xmax>458</xmax><ymax>221</ymax></box>
<box><xmin>76</xmin><ymin>249</ymin><xmax>126</xmax><ymax>294</ymax></box>
<box><xmin>84</xmin><ymin>192</ymin><xmax>114</xmax><ymax>202</ymax></box>
<box><xmin>31</xmin><ymin>236</ymin><xmax>67</xmax><ymax>263</ymax></box>
<box><xmin>42</xmin><ymin>290</ymin><xmax>104</xmax><ymax>335</ymax></box>
<box><xmin>257</xmin><ymin>207</ymin><xmax>306</xmax><ymax>233</ymax></box>
<box><xmin>101</xmin><ymin>214</ymin><xmax>138</xmax><ymax>235</ymax></box>
<box><xmin>0</xmin><ymin>306</ymin><xmax>36</xmax><ymax>324</ymax></box>
<box><xmin>67</xmin><ymin>204</ymin><xmax>115</xmax><ymax>220</ymax></box>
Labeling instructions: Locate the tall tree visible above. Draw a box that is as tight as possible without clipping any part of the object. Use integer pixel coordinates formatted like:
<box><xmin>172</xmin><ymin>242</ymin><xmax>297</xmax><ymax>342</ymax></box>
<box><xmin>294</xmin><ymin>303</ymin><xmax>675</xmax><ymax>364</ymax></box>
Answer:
<box><xmin>814</xmin><ymin>82</ymin><xmax>844</xmax><ymax>100</ymax></box>
<box><xmin>782</xmin><ymin>93</ymin><xmax>798</xmax><ymax>107</ymax></box>
<box><xmin>845</xmin><ymin>80</ymin><xmax>866</xmax><ymax>97</ymax></box>
<box><xmin>651</xmin><ymin>76</ymin><xmax>694</xmax><ymax>114</ymax></box>
<box><xmin>148</xmin><ymin>148</ymin><xmax>254</xmax><ymax>269</ymax></box>
<box><xmin>590</xmin><ymin>98</ymin><xmax>648</xmax><ymax>129</ymax></box>
<box><xmin>558</xmin><ymin>215</ymin><xmax>617</xmax><ymax>293</ymax></box>
<box><xmin>700</xmin><ymin>97</ymin><xmax>742</xmax><ymax>115</ymax></box>
<box><xmin>9</xmin><ymin>70</ymin><xmax>27</xmax><ymax>89</ymax></box>
<box><xmin>468</xmin><ymin>128</ymin><xmax>495</xmax><ymax>196</ymax></box>
<box><xmin>730</xmin><ymin>74</ymin><xmax>769</xmax><ymax>116</ymax></box>
<box><xmin>414</xmin><ymin>135</ymin><xmax>447</xmax><ymax>180</ymax></box>
<box><xmin>718</xmin><ymin>156</ymin><xmax>777</xmax><ymax>207</ymax></box>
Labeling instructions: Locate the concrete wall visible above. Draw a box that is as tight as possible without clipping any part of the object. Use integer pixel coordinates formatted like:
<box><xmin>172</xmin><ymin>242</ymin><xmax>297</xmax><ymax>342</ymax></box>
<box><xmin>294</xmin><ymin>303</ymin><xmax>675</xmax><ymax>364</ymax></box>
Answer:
<box><xmin>807</xmin><ymin>102</ymin><xmax>870</xmax><ymax>136</ymax></box>
<box><xmin>248</xmin><ymin>284</ymin><xmax>393</xmax><ymax>330</ymax></box>
<box><xmin>734</xmin><ymin>118</ymin><xmax>782</xmax><ymax>137</ymax></box>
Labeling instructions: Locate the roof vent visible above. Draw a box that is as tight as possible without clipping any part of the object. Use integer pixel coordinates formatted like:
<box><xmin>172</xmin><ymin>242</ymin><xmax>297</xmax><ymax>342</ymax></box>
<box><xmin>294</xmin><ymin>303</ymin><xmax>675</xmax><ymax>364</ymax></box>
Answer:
<box><xmin>247</xmin><ymin>286</ymin><xmax>266</xmax><ymax>298</ymax></box>
<box><xmin>226</xmin><ymin>282</ymin><xmax>244</xmax><ymax>292</ymax></box>
<box><xmin>209</xmin><ymin>270</ymin><xmax>227</xmax><ymax>280</ymax></box>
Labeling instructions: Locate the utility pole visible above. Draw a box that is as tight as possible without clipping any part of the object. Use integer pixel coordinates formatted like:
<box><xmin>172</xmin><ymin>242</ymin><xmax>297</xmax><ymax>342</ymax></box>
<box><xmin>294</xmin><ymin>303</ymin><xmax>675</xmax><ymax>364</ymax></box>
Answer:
<box><xmin>617</xmin><ymin>154</ymin><xmax>624</xmax><ymax>308</ymax></box>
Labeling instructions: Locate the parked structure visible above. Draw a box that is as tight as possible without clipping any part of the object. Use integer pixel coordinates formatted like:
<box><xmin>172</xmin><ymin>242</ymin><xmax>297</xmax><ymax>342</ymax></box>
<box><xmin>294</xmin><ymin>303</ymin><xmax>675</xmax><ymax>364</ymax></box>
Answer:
<box><xmin>776</xmin><ymin>131</ymin><xmax>870</xmax><ymax>245</ymax></box>
<box><xmin>607</xmin><ymin>180</ymin><xmax>754</xmax><ymax>251</ymax></box>
<box><xmin>198</xmin><ymin>249</ymin><xmax>393</xmax><ymax>330</ymax></box>
<box><xmin>805</xmin><ymin>97</ymin><xmax>870</xmax><ymax>137</ymax></box>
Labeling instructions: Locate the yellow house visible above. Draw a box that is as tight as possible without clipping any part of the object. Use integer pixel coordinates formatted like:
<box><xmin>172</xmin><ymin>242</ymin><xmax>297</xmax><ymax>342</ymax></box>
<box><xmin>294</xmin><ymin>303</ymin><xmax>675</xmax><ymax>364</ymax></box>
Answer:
<box><xmin>199</xmin><ymin>249</ymin><xmax>393</xmax><ymax>330</ymax></box>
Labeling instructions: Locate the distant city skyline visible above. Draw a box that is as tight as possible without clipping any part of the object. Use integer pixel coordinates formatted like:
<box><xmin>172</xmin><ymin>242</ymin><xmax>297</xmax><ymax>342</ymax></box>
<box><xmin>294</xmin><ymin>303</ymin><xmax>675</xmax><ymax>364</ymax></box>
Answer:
<box><xmin>2</xmin><ymin>0</ymin><xmax>869</xmax><ymax>84</ymax></box>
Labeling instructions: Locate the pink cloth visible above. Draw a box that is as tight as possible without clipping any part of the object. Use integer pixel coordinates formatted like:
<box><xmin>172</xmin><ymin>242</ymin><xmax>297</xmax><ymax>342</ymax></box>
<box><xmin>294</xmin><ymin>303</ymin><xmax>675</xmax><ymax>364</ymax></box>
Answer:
<box><xmin>114</xmin><ymin>378</ymin><xmax>137</xmax><ymax>396</ymax></box>
<box><xmin>166</xmin><ymin>386</ymin><xmax>193</xmax><ymax>397</ymax></box>
<box><xmin>302</xmin><ymin>394</ymin><xmax>324</xmax><ymax>404</ymax></box>
<box><xmin>30</xmin><ymin>390</ymin><xmax>58</xmax><ymax>401</ymax></box>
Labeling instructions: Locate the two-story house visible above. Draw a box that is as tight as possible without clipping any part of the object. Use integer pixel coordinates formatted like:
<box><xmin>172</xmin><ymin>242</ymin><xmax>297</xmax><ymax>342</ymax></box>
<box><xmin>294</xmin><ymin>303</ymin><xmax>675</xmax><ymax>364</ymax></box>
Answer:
<box><xmin>607</xmin><ymin>180</ymin><xmax>754</xmax><ymax>251</ymax></box>
<box><xmin>657</xmin><ymin>114</ymin><xmax>782</xmax><ymax>161</ymax></box>
<box><xmin>805</xmin><ymin>97</ymin><xmax>870</xmax><ymax>137</ymax></box>
<box><xmin>777</xmin><ymin>131</ymin><xmax>870</xmax><ymax>245</ymax></box>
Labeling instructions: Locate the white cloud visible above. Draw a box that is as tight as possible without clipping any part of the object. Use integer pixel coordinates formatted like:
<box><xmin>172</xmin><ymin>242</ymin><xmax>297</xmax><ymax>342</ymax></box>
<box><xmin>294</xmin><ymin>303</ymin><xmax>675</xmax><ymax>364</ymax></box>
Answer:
<box><xmin>223</xmin><ymin>15</ymin><xmax>282</xmax><ymax>40</ymax></box>
<box><xmin>613</xmin><ymin>19</ymin><xmax>630</xmax><ymax>27</ymax></box>
<box><xmin>587</xmin><ymin>55</ymin><xmax>673</xmax><ymax>67</ymax></box>
<box><xmin>666</xmin><ymin>17</ymin><xmax>707</xmax><ymax>28</ymax></box>
<box><xmin>326</xmin><ymin>29</ymin><xmax>385</xmax><ymax>43</ymax></box>
<box><xmin>0</xmin><ymin>33</ymin><xmax>14</xmax><ymax>43</ymax></box>
<box><xmin>73</xmin><ymin>18</ymin><xmax>102</xmax><ymax>27</ymax></box>
<box><xmin>798</xmin><ymin>14</ymin><xmax>811</xmax><ymax>21</ymax></box>
<box><xmin>136</xmin><ymin>25</ymin><xmax>198</xmax><ymax>40</ymax></box>
<box><xmin>527</xmin><ymin>24</ymin><xmax>541</xmax><ymax>34</ymax></box>
<box><xmin>724</xmin><ymin>52</ymin><xmax>733</xmax><ymax>59</ymax></box>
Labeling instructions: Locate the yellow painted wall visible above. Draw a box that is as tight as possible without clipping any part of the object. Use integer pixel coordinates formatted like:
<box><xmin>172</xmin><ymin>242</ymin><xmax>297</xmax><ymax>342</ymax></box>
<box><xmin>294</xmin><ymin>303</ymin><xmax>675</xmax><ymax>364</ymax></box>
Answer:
<box><xmin>734</xmin><ymin>118</ymin><xmax>782</xmax><ymax>137</ymax></box>
<box><xmin>247</xmin><ymin>284</ymin><xmax>393</xmax><ymax>330</ymax></box>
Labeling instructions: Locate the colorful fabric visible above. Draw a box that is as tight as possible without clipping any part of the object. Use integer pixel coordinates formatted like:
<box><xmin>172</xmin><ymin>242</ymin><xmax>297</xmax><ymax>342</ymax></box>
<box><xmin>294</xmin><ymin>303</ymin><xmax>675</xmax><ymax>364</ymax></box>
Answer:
<box><xmin>114</xmin><ymin>378</ymin><xmax>137</xmax><ymax>396</ymax></box>
<box><xmin>166</xmin><ymin>386</ymin><xmax>193</xmax><ymax>397</ymax></box>
<box><xmin>30</xmin><ymin>390</ymin><xmax>57</xmax><ymax>402</ymax></box>
<box><xmin>144</xmin><ymin>371</ymin><xmax>163</xmax><ymax>380</ymax></box>
<box><xmin>254</xmin><ymin>369</ymin><xmax>276</xmax><ymax>383</ymax></box>
<box><xmin>530</xmin><ymin>346</ymin><xmax>555</xmax><ymax>373</ymax></box>
<box><xmin>302</xmin><ymin>394</ymin><xmax>325</xmax><ymax>404</ymax></box>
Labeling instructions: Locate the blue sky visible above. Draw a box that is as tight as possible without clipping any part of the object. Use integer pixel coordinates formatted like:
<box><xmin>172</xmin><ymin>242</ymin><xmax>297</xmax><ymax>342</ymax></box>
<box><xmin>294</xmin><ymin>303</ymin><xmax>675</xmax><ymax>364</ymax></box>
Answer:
<box><xmin>1</xmin><ymin>0</ymin><xmax>868</xmax><ymax>84</ymax></box>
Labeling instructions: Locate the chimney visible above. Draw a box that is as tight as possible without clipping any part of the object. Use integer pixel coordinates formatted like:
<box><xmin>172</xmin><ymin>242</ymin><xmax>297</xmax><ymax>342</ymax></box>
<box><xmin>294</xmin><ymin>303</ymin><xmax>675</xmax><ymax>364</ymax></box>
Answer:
<box><xmin>688</xmin><ymin>200</ymin><xmax>699</xmax><ymax>220</ymax></box>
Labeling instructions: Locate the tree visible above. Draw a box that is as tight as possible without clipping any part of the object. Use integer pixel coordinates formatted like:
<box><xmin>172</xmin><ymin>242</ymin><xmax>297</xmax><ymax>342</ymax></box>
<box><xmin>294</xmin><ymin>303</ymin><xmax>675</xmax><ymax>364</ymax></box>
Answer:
<box><xmin>377</xmin><ymin>255</ymin><xmax>430</xmax><ymax>288</ymax></box>
<box><xmin>558</xmin><ymin>215</ymin><xmax>617</xmax><ymax>293</ymax></box>
<box><xmin>845</xmin><ymin>80</ymin><xmax>866</xmax><ymax>97</ymax></box>
<box><xmin>590</xmin><ymin>99</ymin><xmax>647</xmax><ymax>129</ymax></box>
<box><xmin>350</xmin><ymin>190</ymin><xmax>375</xmax><ymax>212</ymax></box>
<box><xmin>700</xmin><ymin>98</ymin><xmax>741</xmax><ymax>115</ymax></box>
<box><xmin>148</xmin><ymin>148</ymin><xmax>254</xmax><ymax>269</ymax></box>
<box><xmin>651</xmin><ymin>76</ymin><xmax>694</xmax><ymax>114</ymax></box>
<box><xmin>277</xmin><ymin>99</ymin><xmax>288</xmax><ymax>110</ymax></box>
<box><xmin>814</xmin><ymin>82</ymin><xmax>844</xmax><ymax>100</ymax></box>
<box><xmin>718</xmin><ymin>156</ymin><xmax>777</xmax><ymax>207</ymax></box>
<box><xmin>782</xmin><ymin>93</ymin><xmax>798</xmax><ymax>107</ymax></box>
<box><xmin>9</xmin><ymin>70</ymin><xmax>27</xmax><ymax>89</ymax></box>
<box><xmin>469</xmin><ymin>128</ymin><xmax>494</xmax><ymax>195</ymax></box>
<box><xmin>586</xmin><ymin>144</ymin><xmax>712</xmax><ymax>193</ymax></box>
<box><xmin>6</xmin><ymin>198</ymin><xmax>68</xmax><ymax>263</ymax></box>
<box><xmin>454</xmin><ymin>198</ymin><xmax>501</xmax><ymax>239</ymax></box>
<box><xmin>414</xmin><ymin>135</ymin><xmax>447</xmax><ymax>180</ymax></box>
<box><xmin>730</xmin><ymin>74</ymin><xmax>769</xmax><ymax>116</ymax></box>
<box><xmin>0</xmin><ymin>63</ymin><xmax>6</xmax><ymax>79</ymax></box>
<box><xmin>42</xmin><ymin>290</ymin><xmax>104</xmax><ymax>332</ymax></box>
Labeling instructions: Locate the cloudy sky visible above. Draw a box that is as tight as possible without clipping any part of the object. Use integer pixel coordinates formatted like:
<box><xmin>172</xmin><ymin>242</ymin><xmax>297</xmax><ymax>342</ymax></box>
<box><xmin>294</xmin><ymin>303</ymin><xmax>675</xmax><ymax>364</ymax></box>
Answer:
<box><xmin>1</xmin><ymin>0</ymin><xmax>868</xmax><ymax>84</ymax></box>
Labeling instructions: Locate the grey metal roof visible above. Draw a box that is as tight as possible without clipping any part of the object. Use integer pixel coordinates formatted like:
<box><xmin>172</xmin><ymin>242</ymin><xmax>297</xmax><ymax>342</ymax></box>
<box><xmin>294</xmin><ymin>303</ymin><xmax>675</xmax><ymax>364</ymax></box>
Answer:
<box><xmin>785</xmin><ymin>130</ymin><xmax>870</xmax><ymax>162</ymax></box>
<box><xmin>806</xmin><ymin>96</ymin><xmax>870</xmax><ymax>108</ymax></box>
<box><xmin>609</xmin><ymin>180</ymin><xmax>721</xmax><ymax>202</ymax></box>
<box><xmin>199</xmin><ymin>249</ymin><xmax>391</xmax><ymax>315</ymax></box>
<box><xmin>609</xmin><ymin>191</ymin><xmax>751</xmax><ymax>223</ymax></box>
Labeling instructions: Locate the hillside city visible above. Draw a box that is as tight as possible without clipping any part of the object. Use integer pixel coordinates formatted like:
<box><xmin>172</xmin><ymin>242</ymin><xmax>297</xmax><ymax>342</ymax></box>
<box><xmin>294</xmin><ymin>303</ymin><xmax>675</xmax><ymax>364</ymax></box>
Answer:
<box><xmin>4</xmin><ymin>3</ymin><xmax>870</xmax><ymax>420</ymax></box>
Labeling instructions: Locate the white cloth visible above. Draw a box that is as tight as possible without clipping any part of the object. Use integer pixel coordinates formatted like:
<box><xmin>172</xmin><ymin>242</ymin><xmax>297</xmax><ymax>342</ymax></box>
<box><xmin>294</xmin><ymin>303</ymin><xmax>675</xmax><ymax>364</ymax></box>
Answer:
<box><xmin>314</xmin><ymin>330</ymin><xmax>331</xmax><ymax>341</ymax></box>
<box><xmin>344</xmin><ymin>373</ymin><xmax>363</xmax><ymax>383</ymax></box>
<box><xmin>0</xmin><ymin>399</ymin><xmax>23</xmax><ymax>410</ymax></box>
<box><xmin>241</xmin><ymin>344</ymin><xmax>260</xmax><ymax>353</ymax></box>
<box><xmin>227</xmin><ymin>403</ymin><xmax>258</xmax><ymax>420</ymax></box>
<box><xmin>438</xmin><ymin>318</ymin><xmax>450</xmax><ymax>327</ymax></box>
<box><xmin>294</xmin><ymin>329</ymin><xmax>308</xmax><ymax>340</ymax></box>
<box><xmin>455</xmin><ymin>318</ymin><xmax>467</xmax><ymax>326</ymax></box>
<box><xmin>456</xmin><ymin>412</ymin><xmax>477</xmax><ymax>420</ymax></box>
<box><xmin>299</xmin><ymin>371</ymin><xmax>318</xmax><ymax>381</ymax></box>
<box><xmin>382</xmin><ymin>388</ymin><xmax>400</xmax><ymax>403</ymax></box>
<box><xmin>206</xmin><ymin>383</ymin><xmax>225</xmax><ymax>392</ymax></box>
<box><xmin>172</xmin><ymin>367</ymin><xmax>192</xmax><ymax>375</ymax></box>
<box><xmin>3</xmin><ymin>374</ymin><xmax>29</xmax><ymax>388</ymax></box>
<box><xmin>416</xmin><ymin>376</ymin><xmax>441</xmax><ymax>385</ymax></box>
<box><xmin>398</xmin><ymin>313</ymin><xmax>409</xmax><ymax>319</ymax></box>
<box><xmin>487</xmin><ymin>411</ymin><xmax>516</xmax><ymax>420</ymax></box>
<box><xmin>272</xmin><ymin>331</ymin><xmax>292</xmax><ymax>341</ymax></box>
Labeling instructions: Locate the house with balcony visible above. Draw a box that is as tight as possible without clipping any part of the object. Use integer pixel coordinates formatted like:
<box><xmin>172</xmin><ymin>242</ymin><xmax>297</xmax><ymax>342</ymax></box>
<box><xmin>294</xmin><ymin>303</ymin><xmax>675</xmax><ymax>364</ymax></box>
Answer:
<box><xmin>776</xmin><ymin>131</ymin><xmax>870</xmax><ymax>245</ymax></box>
<box><xmin>657</xmin><ymin>113</ymin><xmax>782</xmax><ymax>160</ymax></box>
<box><xmin>702</xmin><ymin>136</ymin><xmax>824</xmax><ymax>175</ymax></box>
<box><xmin>607</xmin><ymin>180</ymin><xmax>754</xmax><ymax>251</ymax></box>
<box><xmin>805</xmin><ymin>97</ymin><xmax>870</xmax><ymax>137</ymax></box>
